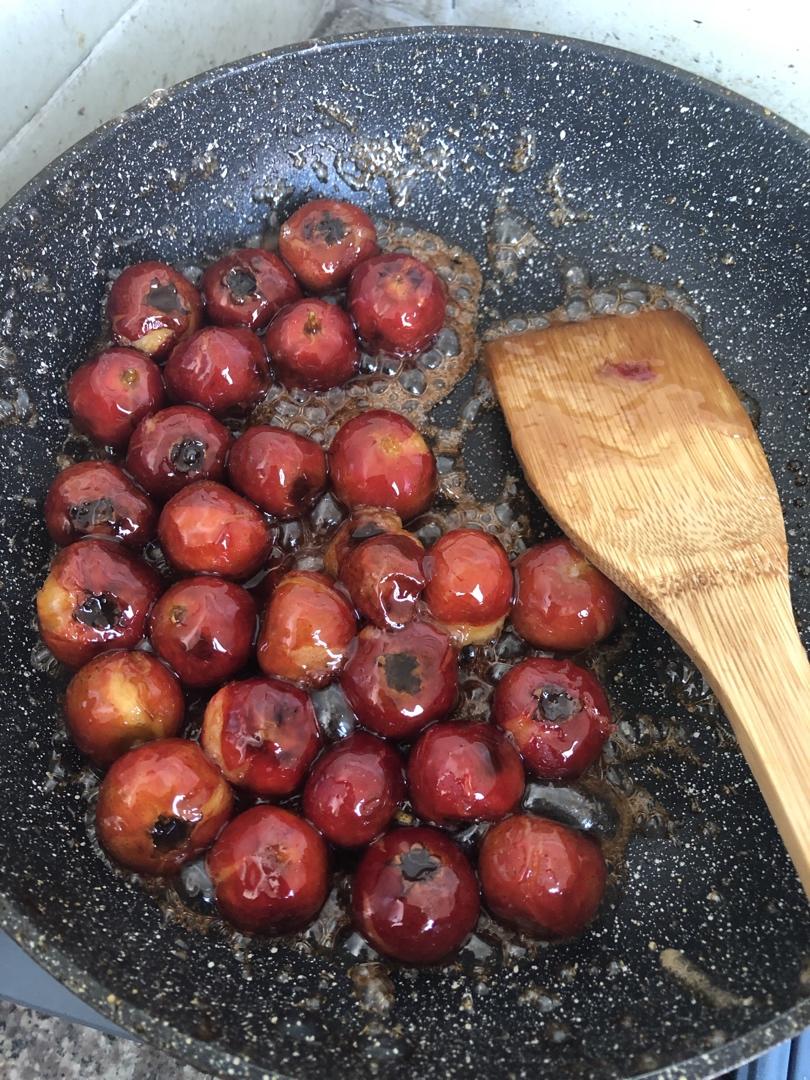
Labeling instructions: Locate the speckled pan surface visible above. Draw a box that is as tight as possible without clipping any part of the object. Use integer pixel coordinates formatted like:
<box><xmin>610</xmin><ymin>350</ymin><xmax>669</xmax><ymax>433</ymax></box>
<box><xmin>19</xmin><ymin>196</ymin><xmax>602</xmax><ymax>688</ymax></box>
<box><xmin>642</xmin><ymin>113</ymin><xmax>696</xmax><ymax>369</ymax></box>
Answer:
<box><xmin>0</xmin><ymin>25</ymin><xmax>808</xmax><ymax>1080</ymax></box>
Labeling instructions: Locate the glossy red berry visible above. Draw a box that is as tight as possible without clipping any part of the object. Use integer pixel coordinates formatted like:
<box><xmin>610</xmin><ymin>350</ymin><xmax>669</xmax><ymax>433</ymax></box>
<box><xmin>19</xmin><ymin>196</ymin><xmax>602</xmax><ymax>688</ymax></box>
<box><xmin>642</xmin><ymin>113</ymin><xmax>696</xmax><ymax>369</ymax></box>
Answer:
<box><xmin>348</xmin><ymin>253</ymin><xmax>446</xmax><ymax>355</ymax></box>
<box><xmin>126</xmin><ymin>405</ymin><xmax>230</xmax><ymax>501</ymax></box>
<box><xmin>107</xmin><ymin>261</ymin><xmax>202</xmax><ymax>358</ymax></box>
<box><xmin>96</xmin><ymin>738</ymin><xmax>233</xmax><ymax>875</ymax></box>
<box><xmin>164</xmin><ymin>326</ymin><xmax>269</xmax><ymax>416</ymax></box>
<box><xmin>278</xmin><ymin>199</ymin><xmax>378</xmax><ymax>293</ymax></box>
<box><xmin>67</xmin><ymin>347</ymin><xmax>165</xmax><ymax>448</ymax></box>
<box><xmin>492</xmin><ymin>657</ymin><xmax>612</xmax><ymax>780</ymax></box>
<box><xmin>201</xmin><ymin>677</ymin><xmax>321</xmax><ymax>798</ymax></box>
<box><xmin>208</xmin><ymin>806</ymin><xmax>329</xmax><ymax>933</ymax></box>
<box><xmin>512</xmin><ymin>538</ymin><xmax>622</xmax><ymax>651</ymax></box>
<box><xmin>36</xmin><ymin>538</ymin><xmax>161</xmax><ymax>668</ymax></box>
<box><xmin>64</xmin><ymin>650</ymin><xmax>184</xmax><ymax>767</ymax></box>
<box><xmin>201</xmin><ymin>248</ymin><xmax>301</xmax><ymax>330</ymax></box>
<box><xmin>407</xmin><ymin>722</ymin><xmax>524</xmax><ymax>825</ymax></box>
<box><xmin>352</xmin><ymin>827</ymin><xmax>479</xmax><ymax>964</ymax></box>
<box><xmin>266</xmin><ymin>298</ymin><xmax>358</xmax><ymax>391</ymax></box>
<box><xmin>479</xmin><ymin>815</ymin><xmax>607</xmax><ymax>938</ymax></box>
<box><xmin>329</xmin><ymin>410</ymin><xmax>437</xmax><ymax>521</ymax></box>
<box><xmin>44</xmin><ymin>461</ymin><xmax>157</xmax><ymax>549</ymax></box>
<box><xmin>341</xmin><ymin>621</ymin><xmax>457</xmax><ymax>740</ymax></box>
<box><xmin>227</xmin><ymin>425</ymin><xmax>327</xmax><ymax>519</ymax></box>
<box><xmin>323</xmin><ymin>508</ymin><xmax>405</xmax><ymax>578</ymax></box>
<box><xmin>303</xmin><ymin>732</ymin><xmax>404</xmax><ymax>847</ymax></box>
<box><xmin>157</xmin><ymin>481</ymin><xmax>273</xmax><ymax>579</ymax></box>
<box><xmin>256</xmin><ymin>571</ymin><xmax>356</xmax><ymax>689</ymax></box>
<box><xmin>149</xmin><ymin>577</ymin><xmax>256</xmax><ymax>688</ymax></box>
<box><xmin>423</xmin><ymin>529</ymin><xmax>513</xmax><ymax>645</ymax></box>
<box><xmin>339</xmin><ymin>532</ymin><xmax>425</xmax><ymax>630</ymax></box>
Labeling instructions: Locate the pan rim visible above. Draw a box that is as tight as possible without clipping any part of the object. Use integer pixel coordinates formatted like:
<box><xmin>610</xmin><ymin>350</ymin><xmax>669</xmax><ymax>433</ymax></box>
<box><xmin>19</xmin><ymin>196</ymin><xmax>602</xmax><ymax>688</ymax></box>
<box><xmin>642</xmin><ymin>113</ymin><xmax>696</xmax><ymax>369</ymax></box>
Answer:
<box><xmin>0</xmin><ymin>23</ymin><xmax>807</xmax><ymax>1080</ymax></box>
<box><xmin>0</xmin><ymin>22</ymin><xmax>807</xmax><ymax>229</ymax></box>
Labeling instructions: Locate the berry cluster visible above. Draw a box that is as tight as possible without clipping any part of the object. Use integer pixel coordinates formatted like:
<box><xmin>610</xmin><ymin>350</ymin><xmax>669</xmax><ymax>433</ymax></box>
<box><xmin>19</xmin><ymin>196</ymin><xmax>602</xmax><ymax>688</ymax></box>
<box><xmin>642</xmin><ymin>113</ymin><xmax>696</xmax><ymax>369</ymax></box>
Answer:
<box><xmin>37</xmin><ymin>199</ymin><xmax>623</xmax><ymax>964</ymax></box>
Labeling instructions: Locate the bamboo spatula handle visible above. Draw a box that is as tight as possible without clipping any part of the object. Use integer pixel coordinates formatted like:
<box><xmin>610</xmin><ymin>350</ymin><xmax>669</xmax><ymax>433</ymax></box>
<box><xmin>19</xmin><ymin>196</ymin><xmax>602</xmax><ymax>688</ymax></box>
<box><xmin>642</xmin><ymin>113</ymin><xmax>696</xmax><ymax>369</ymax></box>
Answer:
<box><xmin>486</xmin><ymin>310</ymin><xmax>810</xmax><ymax>894</ymax></box>
<box><xmin>663</xmin><ymin>574</ymin><xmax>810</xmax><ymax>893</ymax></box>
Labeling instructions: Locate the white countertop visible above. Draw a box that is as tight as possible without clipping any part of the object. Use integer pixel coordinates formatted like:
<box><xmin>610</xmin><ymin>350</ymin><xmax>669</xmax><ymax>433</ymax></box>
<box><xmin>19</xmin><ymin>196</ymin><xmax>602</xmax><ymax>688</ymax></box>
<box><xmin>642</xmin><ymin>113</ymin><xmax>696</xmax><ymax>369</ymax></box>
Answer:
<box><xmin>0</xmin><ymin>0</ymin><xmax>808</xmax><ymax>207</ymax></box>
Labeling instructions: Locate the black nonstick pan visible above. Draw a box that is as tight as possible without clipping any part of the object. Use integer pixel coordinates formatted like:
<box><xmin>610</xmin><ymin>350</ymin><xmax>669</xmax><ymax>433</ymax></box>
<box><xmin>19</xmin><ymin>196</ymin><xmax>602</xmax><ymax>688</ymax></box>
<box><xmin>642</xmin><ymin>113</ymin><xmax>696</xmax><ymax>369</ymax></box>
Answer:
<box><xmin>0</xmin><ymin>26</ymin><xmax>808</xmax><ymax>1080</ymax></box>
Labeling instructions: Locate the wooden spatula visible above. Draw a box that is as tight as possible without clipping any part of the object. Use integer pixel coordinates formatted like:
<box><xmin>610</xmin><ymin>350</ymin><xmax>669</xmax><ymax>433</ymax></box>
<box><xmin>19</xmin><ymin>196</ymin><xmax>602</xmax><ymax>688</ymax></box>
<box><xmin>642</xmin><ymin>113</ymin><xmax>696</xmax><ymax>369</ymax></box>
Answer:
<box><xmin>485</xmin><ymin>308</ymin><xmax>810</xmax><ymax>895</ymax></box>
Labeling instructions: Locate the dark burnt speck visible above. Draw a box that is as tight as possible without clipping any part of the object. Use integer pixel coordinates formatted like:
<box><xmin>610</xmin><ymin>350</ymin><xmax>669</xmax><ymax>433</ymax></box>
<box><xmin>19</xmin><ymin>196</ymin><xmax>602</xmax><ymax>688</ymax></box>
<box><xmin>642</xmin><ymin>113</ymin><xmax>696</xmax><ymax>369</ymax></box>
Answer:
<box><xmin>308</xmin><ymin>211</ymin><xmax>348</xmax><ymax>246</ymax></box>
<box><xmin>146</xmin><ymin>278</ymin><xmax>185</xmax><ymax>313</ymax></box>
<box><xmin>73</xmin><ymin>592</ymin><xmax>120</xmax><ymax>630</ymax></box>
<box><xmin>170</xmin><ymin>438</ymin><xmax>206</xmax><ymax>473</ymax></box>
<box><xmin>69</xmin><ymin>497</ymin><xmax>115</xmax><ymax>529</ymax></box>
<box><xmin>383</xmin><ymin>652</ymin><xmax>421</xmax><ymax>695</ymax></box>
<box><xmin>399</xmin><ymin>846</ymin><xmax>440</xmax><ymax>882</ymax></box>
<box><xmin>224</xmin><ymin>266</ymin><xmax>258</xmax><ymax>300</ymax></box>
<box><xmin>150</xmin><ymin>814</ymin><xmax>192</xmax><ymax>852</ymax></box>
<box><xmin>534</xmin><ymin>685</ymin><xmax>581</xmax><ymax>723</ymax></box>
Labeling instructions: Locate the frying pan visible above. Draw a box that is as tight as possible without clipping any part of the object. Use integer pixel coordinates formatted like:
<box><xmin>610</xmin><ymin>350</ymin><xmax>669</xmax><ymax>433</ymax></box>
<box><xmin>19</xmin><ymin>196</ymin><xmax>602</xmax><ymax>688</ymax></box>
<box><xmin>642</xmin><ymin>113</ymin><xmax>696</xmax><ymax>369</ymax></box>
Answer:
<box><xmin>0</xmin><ymin>26</ymin><xmax>808</xmax><ymax>1080</ymax></box>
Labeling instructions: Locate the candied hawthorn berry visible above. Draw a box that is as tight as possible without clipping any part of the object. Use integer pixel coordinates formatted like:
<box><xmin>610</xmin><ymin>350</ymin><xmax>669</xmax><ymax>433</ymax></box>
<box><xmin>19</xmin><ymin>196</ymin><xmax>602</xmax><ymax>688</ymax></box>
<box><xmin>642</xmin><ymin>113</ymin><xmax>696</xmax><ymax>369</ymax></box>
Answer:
<box><xmin>227</xmin><ymin>425</ymin><xmax>326</xmax><ymax>519</ymax></box>
<box><xmin>107</xmin><ymin>261</ymin><xmax>202</xmax><ymax>358</ymax></box>
<box><xmin>64</xmin><ymin>650</ymin><xmax>184</xmax><ymax>767</ymax></box>
<box><xmin>67</xmin><ymin>347</ymin><xmax>165</xmax><ymax>449</ymax></box>
<box><xmin>96</xmin><ymin>738</ymin><xmax>232</xmax><ymax>875</ymax></box>
<box><xmin>479</xmin><ymin>815</ymin><xmax>606</xmax><ymax>938</ymax></box>
<box><xmin>201</xmin><ymin>248</ymin><xmax>301</xmax><ymax>330</ymax></box>
<box><xmin>323</xmin><ymin>507</ymin><xmax>405</xmax><ymax>578</ymax></box>
<box><xmin>423</xmin><ymin>528</ymin><xmax>513</xmax><ymax>645</ymax></box>
<box><xmin>348</xmin><ymin>253</ymin><xmax>446</xmax><ymax>356</ymax></box>
<box><xmin>339</xmin><ymin>532</ymin><xmax>425</xmax><ymax>629</ymax></box>
<box><xmin>512</xmin><ymin>538</ymin><xmax>622</xmax><ymax>651</ymax></box>
<box><xmin>256</xmin><ymin>571</ymin><xmax>356</xmax><ymax>689</ymax></box>
<box><xmin>407</xmin><ymin>722</ymin><xmax>524</xmax><ymax>825</ymax></box>
<box><xmin>158</xmin><ymin>481</ymin><xmax>272</xmax><ymax>580</ymax></box>
<box><xmin>352</xmin><ymin>827</ymin><xmax>479</xmax><ymax>964</ymax></box>
<box><xmin>126</xmin><ymin>405</ymin><xmax>230</xmax><ymax>501</ymax></box>
<box><xmin>266</xmin><ymin>298</ymin><xmax>358</xmax><ymax>391</ymax></box>
<box><xmin>278</xmin><ymin>198</ymin><xmax>378</xmax><ymax>293</ymax></box>
<box><xmin>36</xmin><ymin>538</ymin><xmax>161</xmax><ymax>668</ymax></box>
<box><xmin>201</xmin><ymin>677</ymin><xmax>321</xmax><ymax>798</ymax></box>
<box><xmin>149</xmin><ymin>577</ymin><xmax>256</xmax><ymax>688</ymax></box>
<box><xmin>164</xmin><ymin>326</ymin><xmax>269</xmax><ymax>416</ymax></box>
<box><xmin>303</xmin><ymin>732</ymin><xmax>404</xmax><ymax>847</ymax></box>
<box><xmin>341</xmin><ymin>621</ymin><xmax>457</xmax><ymax>740</ymax></box>
<box><xmin>208</xmin><ymin>806</ymin><xmax>329</xmax><ymax>933</ymax></box>
<box><xmin>492</xmin><ymin>657</ymin><xmax>612</xmax><ymax>780</ymax></box>
<box><xmin>44</xmin><ymin>461</ymin><xmax>157</xmax><ymax>549</ymax></box>
<box><xmin>329</xmin><ymin>409</ymin><xmax>437</xmax><ymax>521</ymax></box>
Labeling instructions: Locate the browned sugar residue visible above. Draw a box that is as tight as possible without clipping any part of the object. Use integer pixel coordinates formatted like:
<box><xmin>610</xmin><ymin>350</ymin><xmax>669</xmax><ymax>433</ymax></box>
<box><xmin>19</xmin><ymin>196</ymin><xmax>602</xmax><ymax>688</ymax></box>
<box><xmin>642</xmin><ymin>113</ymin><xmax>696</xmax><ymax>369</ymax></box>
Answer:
<box><xmin>349</xmin><ymin>963</ymin><xmax>396</xmax><ymax>1014</ymax></box>
<box><xmin>253</xmin><ymin>219</ymin><xmax>481</xmax><ymax>435</ymax></box>
<box><xmin>659</xmin><ymin>948</ymin><xmax>754</xmax><ymax>1009</ymax></box>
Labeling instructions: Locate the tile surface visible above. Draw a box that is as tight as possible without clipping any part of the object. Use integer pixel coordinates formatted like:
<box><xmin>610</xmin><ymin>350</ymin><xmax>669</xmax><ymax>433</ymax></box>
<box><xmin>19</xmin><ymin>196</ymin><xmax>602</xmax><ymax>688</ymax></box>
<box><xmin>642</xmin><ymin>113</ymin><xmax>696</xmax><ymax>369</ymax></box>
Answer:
<box><xmin>0</xmin><ymin>1002</ymin><xmax>209</xmax><ymax>1079</ymax></box>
